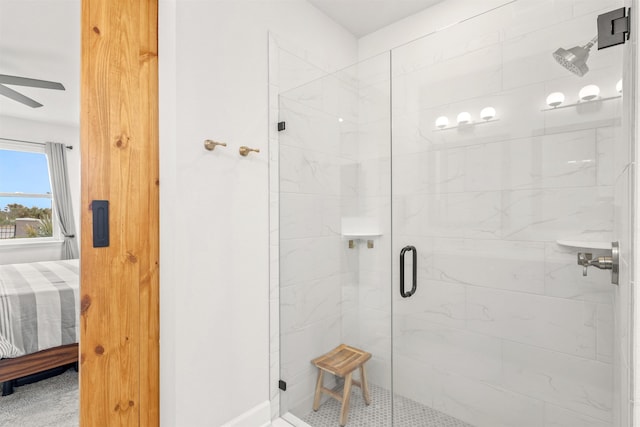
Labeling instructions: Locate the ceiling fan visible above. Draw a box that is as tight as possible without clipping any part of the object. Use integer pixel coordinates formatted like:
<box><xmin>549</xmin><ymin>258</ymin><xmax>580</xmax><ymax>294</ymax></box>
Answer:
<box><xmin>0</xmin><ymin>74</ymin><xmax>65</xmax><ymax>108</ymax></box>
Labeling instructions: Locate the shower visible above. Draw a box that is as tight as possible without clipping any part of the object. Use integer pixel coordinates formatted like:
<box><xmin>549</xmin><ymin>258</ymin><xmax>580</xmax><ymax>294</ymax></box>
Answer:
<box><xmin>552</xmin><ymin>35</ymin><xmax>597</xmax><ymax>77</ymax></box>
<box><xmin>275</xmin><ymin>2</ymin><xmax>632</xmax><ymax>427</ymax></box>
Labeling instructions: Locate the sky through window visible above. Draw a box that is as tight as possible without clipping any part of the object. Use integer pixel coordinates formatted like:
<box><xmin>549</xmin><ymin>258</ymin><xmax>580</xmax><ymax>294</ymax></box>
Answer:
<box><xmin>0</xmin><ymin>149</ymin><xmax>52</xmax><ymax>210</ymax></box>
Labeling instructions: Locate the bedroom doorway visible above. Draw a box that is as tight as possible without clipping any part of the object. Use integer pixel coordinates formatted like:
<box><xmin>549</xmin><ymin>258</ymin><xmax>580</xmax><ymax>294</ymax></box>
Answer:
<box><xmin>0</xmin><ymin>0</ymin><xmax>81</xmax><ymax>425</ymax></box>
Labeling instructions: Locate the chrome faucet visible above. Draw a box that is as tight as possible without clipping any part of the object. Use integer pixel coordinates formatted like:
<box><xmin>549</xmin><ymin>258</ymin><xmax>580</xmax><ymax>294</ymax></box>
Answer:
<box><xmin>575</xmin><ymin>242</ymin><xmax>619</xmax><ymax>285</ymax></box>
<box><xmin>577</xmin><ymin>252</ymin><xmax>613</xmax><ymax>276</ymax></box>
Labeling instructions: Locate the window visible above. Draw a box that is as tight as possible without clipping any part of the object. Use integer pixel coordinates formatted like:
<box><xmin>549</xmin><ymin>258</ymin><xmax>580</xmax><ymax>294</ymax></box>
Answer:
<box><xmin>0</xmin><ymin>146</ymin><xmax>55</xmax><ymax>241</ymax></box>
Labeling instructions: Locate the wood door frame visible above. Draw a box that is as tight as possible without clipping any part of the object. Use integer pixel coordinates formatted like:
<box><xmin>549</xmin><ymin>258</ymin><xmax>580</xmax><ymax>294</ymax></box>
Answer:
<box><xmin>79</xmin><ymin>0</ymin><xmax>159</xmax><ymax>425</ymax></box>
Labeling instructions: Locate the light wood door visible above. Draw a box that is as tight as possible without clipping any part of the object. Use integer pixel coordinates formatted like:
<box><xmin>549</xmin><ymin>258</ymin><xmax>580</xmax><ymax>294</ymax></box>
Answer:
<box><xmin>80</xmin><ymin>0</ymin><xmax>159</xmax><ymax>425</ymax></box>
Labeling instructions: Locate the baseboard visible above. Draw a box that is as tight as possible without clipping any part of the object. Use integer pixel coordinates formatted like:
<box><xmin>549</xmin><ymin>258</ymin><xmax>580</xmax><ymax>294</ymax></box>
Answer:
<box><xmin>221</xmin><ymin>401</ymin><xmax>271</xmax><ymax>427</ymax></box>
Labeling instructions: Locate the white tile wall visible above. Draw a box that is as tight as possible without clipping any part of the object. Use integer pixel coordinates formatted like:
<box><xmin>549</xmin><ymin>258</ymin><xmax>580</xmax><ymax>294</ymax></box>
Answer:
<box><xmin>502</xmin><ymin>341</ymin><xmax>613</xmax><ymax>421</ymax></box>
<box><xmin>501</xmin><ymin>187</ymin><xmax>613</xmax><ymax>242</ymax></box>
<box><xmin>431</xmin><ymin>370</ymin><xmax>546</xmax><ymax>427</ymax></box>
<box><xmin>389</xmin><ymin>1</ymin><xmax>623</xmax><ymax>426</ymax></box>
<box><xmin>432</xmin><ymin>238</ymin><xmax>546</xmax><ymax>294</ymax></box>
<box><xmin>597</xmin><ymin>303</ymin><xmax>615</xmax><ymax>364</ymax></box>
<box><xmin>395</xmin><ymin>192</ymin><xmax>502</xmax><ymax>239</ymax></box>
<box><xmin>276</xmin><ymin>49</ymin><xmax>394</xmax><ymax>419</ymax></box>
<box><xmin>466</xmin><ymin>287</ymin><xmax>598</xmax><ymax>358</ymax></box>
<box><xmin>545</xmin><ymin>404</ymin><xmax>612</xmax><ymax>427</ymax></box>
<box><xmin>395</xmin><ymin>316</ymin><xmax>503</xmax><ymax>384</ymax></box>
<box><xmin>392</xmin><ymin>354</ymin><xmax>436</xmax><ymax>408</ymax></box>
<box><xmin>394</xmin><ymin>279</ymin><xmax>466</xmax><ymax>329</ymax></box>
<box><xmin>393</xmin><ymin>45</ymin><xmax>503</xmax><ymax>115</ymax></box>
<box><xmin>392</xmin><ymin>149</ymin><xmax>466</xmax><ymax>195</ymax></box>
<box><xmin>272</xmin><ymin>35</ymin><xmax>355</xmax><ymax>419</ymax></box>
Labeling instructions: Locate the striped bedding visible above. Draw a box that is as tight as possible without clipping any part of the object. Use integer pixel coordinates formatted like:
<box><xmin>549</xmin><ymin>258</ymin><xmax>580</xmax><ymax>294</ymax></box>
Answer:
<box><xmin>0</xmin><ymin>259</ymin><xmax>79</xmax><ymax>359</ymax></box>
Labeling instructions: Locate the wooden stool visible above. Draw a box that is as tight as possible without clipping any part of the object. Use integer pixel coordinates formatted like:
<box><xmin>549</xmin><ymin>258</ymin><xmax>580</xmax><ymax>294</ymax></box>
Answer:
<box><xmin>311</xmin><ymin>344</ymin><xmax>371</xmax><ymax>426</ymax></box>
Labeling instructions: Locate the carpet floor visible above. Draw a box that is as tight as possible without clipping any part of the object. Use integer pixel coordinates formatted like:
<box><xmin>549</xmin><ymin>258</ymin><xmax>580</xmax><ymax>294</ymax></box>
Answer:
<box><xmin>0</xmin><ymin>369</ymin><xmax>78</xmax><ymax>427</ymax></box>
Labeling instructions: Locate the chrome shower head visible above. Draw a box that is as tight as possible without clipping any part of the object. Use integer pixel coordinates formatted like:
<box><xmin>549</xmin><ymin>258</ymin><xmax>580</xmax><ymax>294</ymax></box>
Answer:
<box><xmin>552</xmin><ymin>36</ymin><xmax>597</xmax><ymax>77</ymax></box>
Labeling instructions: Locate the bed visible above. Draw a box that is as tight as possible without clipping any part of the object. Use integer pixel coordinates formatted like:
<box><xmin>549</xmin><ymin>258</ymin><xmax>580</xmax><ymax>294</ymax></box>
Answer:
<box><xmin>0</xmin><ymin>259</ymin><xmax>79</xmax><ymax>395</ymax></box>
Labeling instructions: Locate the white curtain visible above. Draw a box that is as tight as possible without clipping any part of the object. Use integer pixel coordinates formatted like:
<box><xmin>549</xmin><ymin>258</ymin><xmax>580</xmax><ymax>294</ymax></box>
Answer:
<box><xmin>45</xmin><ymin>142</ymin><xmax>79</xmax><ymax>259</ymax></box>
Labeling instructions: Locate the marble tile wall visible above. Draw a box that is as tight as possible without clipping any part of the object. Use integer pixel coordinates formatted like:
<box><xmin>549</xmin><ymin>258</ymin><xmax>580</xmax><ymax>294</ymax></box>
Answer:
<box><xmin>353</xmin><ymin>52</ymin><xmax>393</xmax><ymax>390</ymax></box>
<box><xmin>389</xmin><ymin>1</ymin><xmax>625</xmax><ymax>427</ymax></box>
<box><xmin>274</xmin><ymin>46</ymin><xmax>394</xmax><ymax>419</ymax></box>
<box><xmin>276</xmin><ymin>51</ymin><xmax>362</xmax><ymax>417</ymax></box>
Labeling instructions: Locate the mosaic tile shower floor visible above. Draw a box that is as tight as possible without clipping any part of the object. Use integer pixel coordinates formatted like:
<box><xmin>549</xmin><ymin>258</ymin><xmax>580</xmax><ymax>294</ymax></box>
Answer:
<box><xmin>300</xmin><ymin>384</ymin><xmax>474</xmax><ymax>427</ymax></box>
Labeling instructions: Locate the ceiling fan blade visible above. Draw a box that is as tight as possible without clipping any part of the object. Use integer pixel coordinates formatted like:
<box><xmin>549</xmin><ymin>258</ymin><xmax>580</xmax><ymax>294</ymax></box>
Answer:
<box><xmin>0</xmin><ymin>74</ymin><xmax>65</xmax><ymax>91</ymax></box>
<box><xmin>0</xmin><ymin>84</ymin><xmax>43</xmax><ymax>108</ymax></box>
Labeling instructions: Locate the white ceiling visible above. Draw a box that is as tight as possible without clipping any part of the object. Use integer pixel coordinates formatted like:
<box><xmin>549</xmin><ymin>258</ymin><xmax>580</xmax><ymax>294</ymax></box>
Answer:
<box><xmin>307</xmin><ymin>0</ymin><xmax>445</xmax><ymax>37</ymax></box>
<box><xmin>0</xmin><ymin>0</ymin><xmax>80</xmax><ymax>128</ymax></box>
<box><xmin>0</xmin><ymin>0</ymin><xmax>441</xmax><ymax>128</ymax></box>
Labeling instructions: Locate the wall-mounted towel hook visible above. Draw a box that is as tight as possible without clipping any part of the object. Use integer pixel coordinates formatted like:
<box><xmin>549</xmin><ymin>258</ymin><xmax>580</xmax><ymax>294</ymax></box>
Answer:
<box><xmin>204</xmin><ymin>139</ymin><xmax>227</xmax><ymax>151</ymax></box>
<box><xmin>239</xmin><ymin>146</ymin><xmax>260</xmax><ymax>156</ymax></box>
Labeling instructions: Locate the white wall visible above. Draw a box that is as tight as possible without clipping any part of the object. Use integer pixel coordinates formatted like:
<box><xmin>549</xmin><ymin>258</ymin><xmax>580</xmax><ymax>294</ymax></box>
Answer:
<box><xmin>159</xmin><ymin>1</ymin><xmax>357</xmax><ymax>426</ymax></box>
<box><xmin>0</xmin><ymin>115</ymin><xmax>80</xmax><ymax>264</ymax></box>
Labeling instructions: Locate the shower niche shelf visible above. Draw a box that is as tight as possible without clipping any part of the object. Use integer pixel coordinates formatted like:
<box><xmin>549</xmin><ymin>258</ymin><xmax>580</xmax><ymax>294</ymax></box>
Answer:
<box><xmin>556</xmin><ymin>240</ymin><xmax>611</xmax><ymax>250</ymax></box>
<box><xmin>341</xmin><ymin>232</ymin><xmax>383</xmax><ymax>239</ymax></box>
<box><xmin>342</xmin><ymin>217</ymin><xmax>382</xmax><ymax>249</ymax></box>
<box><xmin>342</xmin><ymin>233</ymin><xmax>382</xmax><ymax>249</ymax></box>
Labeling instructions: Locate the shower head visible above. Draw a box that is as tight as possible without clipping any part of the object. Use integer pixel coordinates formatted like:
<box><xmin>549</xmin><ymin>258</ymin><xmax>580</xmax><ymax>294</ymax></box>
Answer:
<box><xmin>552</xmin><ymin>36</ymin><xmax>598</xmax><ymax>77</ymax></box>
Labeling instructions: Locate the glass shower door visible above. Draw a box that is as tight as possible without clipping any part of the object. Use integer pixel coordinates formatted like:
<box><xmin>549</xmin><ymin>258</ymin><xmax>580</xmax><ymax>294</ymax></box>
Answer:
<box><xmin>391</xmin><ymin>1</ymin><xmax>629</xmax><ymax>426</ymax></box>
<box><xmin>278</xmin><ymin>53</ymin><xmax>392</xmax><ymax>425</ymax></box>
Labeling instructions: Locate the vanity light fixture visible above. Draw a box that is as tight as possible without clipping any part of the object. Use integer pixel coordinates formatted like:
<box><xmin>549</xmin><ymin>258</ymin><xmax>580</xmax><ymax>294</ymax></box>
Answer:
<box><xmin>338</xmin><ymin>117</ymin><xmax>344</xmax><ymax>123</ymax></box>
<box><xmin>456</xmin><ymin>111</ymin><xmax>471</xmax><ymax>125</ymax></box>
<box><xmin>433</xmin><ymin>109</ymin><xmax>498</xmax><ymax>131</ymax></box>
<box><xmin>480</xmin><ymin>107</ymin><xmax>496</xmax><ymax>121</ymax></box>
<box><xmin>579</xmin><ymin>84</ymin><xmax>600</xmax><ymax>101</ymax></box>
<box><xmin>435</xmin><ymin>116</ymin><xmax>449</xmax><ymax>129</ymax></box>
<box><xmin>546</xmin><ymin>92</ymin><xmax>565</xmax><ymax>108</ymax></box>
<box><xmin>543</xmin><ymin>82</ymin><xmax>621</xmax><ymax>112</ymax></box>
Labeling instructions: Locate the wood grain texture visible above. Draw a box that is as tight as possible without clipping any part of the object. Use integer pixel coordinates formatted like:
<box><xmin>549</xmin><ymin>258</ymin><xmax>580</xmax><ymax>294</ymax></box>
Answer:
<box><xmin>0</xmin><ymin>344</ymin><xmax>78</xmax><ymax>382</ymax></box>
<box><xmin>80</xmin><ymin>0</ymin><xmax>159</xmax><ymax>426</ymax></box>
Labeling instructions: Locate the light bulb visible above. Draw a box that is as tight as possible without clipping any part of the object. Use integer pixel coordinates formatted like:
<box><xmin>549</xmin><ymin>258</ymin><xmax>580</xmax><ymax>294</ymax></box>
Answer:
<box><xmin>480</xmin><ymin>107</ymin><xmax>496</xmax><ymax>121</ymax></box>
<box><xmin>546</xmin><ymin>92</ymin><xmax>565</xmax><ymax>108</ymax></box>
<box><xmin>435</xmin><ymin>116</ymin><xmax>449</xmax><ymax>129</ymax></box>
<box><xmin>579</xmin><ymin>84</ymin><xmax>600</xmax><ymax>101</ymax></box>
<box><xmin>457</xmin><ymin>112</ymin><xmax>471</xmax><ymax>125</ymax></box>
<box><xmin>616</xmin><ymin>79</ymin><xmax>623</xmax><ymax>94</ymax></box>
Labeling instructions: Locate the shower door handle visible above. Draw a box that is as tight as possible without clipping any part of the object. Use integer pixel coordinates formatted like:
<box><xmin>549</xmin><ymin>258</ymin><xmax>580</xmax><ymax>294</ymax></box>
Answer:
<box><xmin>400</xmin><ymin>245</ymin><xmax>417</xmax><ymax>298</ymax></box>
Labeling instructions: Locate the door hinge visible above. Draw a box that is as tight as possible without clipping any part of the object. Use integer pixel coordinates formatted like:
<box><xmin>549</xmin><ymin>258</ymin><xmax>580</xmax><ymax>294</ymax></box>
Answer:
<box><xmin>278</xmin><ymin>121</ymin><xmax>286</xmax><ymax>132</ymax></box>
<box><xmin>279</xmin><ymin>380</ymin><xmax>287</xmax><ymax>391</ymax></box>
<box><xmin>598</xmin><ymin>7</ymin><xmax>630</xmax><ymax>49</ymax></box>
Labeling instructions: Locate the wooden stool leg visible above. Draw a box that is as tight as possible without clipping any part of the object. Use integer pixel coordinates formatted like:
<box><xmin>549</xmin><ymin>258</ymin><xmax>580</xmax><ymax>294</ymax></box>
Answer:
<box><xmin>360</xmin><ymin>364</ymin><xmax>370</xmax><ymax>405</ymax></box>
<box><xmin>313</xmin><ymin>369</ymin><xmax>324</xmax><ymax>411</ymax></box>
<box><xmin>340</xmin><ymin>372</ymin><xmax>353</xmax><ymax>426</ymax></box>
